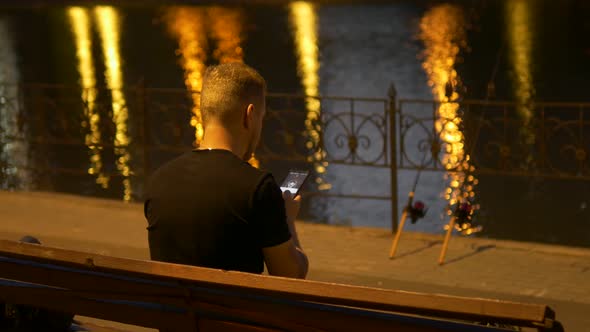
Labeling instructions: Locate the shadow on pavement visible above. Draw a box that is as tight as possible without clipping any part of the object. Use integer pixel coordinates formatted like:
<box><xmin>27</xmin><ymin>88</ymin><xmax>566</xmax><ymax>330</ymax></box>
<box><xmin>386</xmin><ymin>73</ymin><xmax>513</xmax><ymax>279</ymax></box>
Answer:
<box><xmin>392</xmin><ymin>240</ymin><xmax>442</xmax><ymax>259</ymax></box>
<box><xmin>441</xmin><ymin>244</ymin><xmax>497</xmax><ymax>265</ymax></box>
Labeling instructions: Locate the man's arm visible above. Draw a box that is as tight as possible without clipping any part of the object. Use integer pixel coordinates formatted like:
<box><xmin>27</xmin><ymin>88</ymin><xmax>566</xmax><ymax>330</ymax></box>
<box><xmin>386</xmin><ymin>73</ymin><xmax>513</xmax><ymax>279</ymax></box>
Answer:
<box><xmin>263</xmin><ymin>192</ymin><xmax>308</xmax><ymax>278</ymax></box>
<box><xmin>263</xmin><ymin>239</ymin><xmax>308</xmax><ymax>279</ymax></box>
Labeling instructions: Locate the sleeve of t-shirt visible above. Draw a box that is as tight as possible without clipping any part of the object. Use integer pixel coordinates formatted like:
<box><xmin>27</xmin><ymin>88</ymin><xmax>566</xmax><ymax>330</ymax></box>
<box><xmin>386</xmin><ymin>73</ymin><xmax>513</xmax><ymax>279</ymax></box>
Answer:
<box><xmin>251</xmin><ymin>174</ymin><xmax>292</xmax><ymax>248</ymax></box>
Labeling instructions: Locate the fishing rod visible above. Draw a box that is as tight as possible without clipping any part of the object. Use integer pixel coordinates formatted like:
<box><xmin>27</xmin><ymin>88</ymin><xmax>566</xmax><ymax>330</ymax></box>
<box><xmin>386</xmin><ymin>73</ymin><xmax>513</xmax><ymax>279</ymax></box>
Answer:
<box><xmin>446</xmin><ymin>36</ymin><xmax>506</xmax><ymax>234</ymax></box>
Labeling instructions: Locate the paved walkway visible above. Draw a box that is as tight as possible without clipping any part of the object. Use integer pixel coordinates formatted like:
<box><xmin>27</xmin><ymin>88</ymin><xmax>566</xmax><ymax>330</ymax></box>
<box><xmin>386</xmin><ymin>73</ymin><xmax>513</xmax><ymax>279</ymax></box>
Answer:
<box><xmin>1</xmin><ymin>190</ymin><xmax>589</xmax><ymax>331</ymax></box>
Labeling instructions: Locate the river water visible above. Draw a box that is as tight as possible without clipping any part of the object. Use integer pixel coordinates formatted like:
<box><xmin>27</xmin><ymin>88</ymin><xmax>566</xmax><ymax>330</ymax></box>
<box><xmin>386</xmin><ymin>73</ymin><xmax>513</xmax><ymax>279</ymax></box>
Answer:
<box><xmin>0</xmin><ymin>1</ymin><xmax>589</xmax><ymax>247</ymax></box>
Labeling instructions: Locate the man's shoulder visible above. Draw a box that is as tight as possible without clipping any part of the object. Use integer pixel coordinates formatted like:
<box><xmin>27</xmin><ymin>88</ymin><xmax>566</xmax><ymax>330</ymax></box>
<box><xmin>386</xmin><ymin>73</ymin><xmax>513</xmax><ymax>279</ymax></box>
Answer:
<box><xmin>237</xmin><ymin>165</ymin><xmax>277</xmax><ymax>194</ymax></box>
<box><xmin>148</xmin><ymin>151</ymin><xmax>192</xmax><ymax>178</ymax></box>
<box><xmin>146</xmin><ymin>151</ymin><xmax>275</xmax><ymax>193</ymax></box>
<box><xmin>205</xmin><ymin>152</ymin><xmax>270</xmax><ymax>183</ymax></box>
<box><xmin>222</xmin><ymin>162</ymin><xmax>279</xmax><ymax>200</ymax></box>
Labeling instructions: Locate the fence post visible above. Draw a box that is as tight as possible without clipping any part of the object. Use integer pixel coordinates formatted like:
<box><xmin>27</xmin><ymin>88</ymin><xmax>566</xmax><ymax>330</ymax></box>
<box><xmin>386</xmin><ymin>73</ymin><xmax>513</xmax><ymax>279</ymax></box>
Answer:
<box><xmin>388</xmin><ymin>83</ymin><xmax>399</xmax><ymax>234</ymax></box>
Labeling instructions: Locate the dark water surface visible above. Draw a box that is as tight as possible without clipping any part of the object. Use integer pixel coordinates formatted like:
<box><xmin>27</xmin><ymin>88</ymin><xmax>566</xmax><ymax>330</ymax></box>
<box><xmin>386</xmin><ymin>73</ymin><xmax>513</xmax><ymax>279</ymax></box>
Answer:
<box><xmin>1</xmin><ymin>1</ymin><xmax>589</xmax><ymax>247</ymax></box>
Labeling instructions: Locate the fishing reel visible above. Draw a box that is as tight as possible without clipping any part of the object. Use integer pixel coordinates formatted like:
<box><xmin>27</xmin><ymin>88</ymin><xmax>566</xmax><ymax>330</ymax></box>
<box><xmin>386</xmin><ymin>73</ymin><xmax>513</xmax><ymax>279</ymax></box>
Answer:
<box><xmin>446</xmin><ymin>201</ymin><xmax>483</xmax><ymax>236</ymax></box>
<box><xmin>407</xmin><ymin>200</ymin><xmax>428</xmax><ymax>224</ymax></box>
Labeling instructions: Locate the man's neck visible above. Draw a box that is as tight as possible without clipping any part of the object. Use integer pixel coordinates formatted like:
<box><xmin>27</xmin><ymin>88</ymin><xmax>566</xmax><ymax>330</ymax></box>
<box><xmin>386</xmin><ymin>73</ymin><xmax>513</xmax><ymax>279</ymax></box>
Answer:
<box><xmin>198</xmin><ymin>125</ymin><xmax>247</xmax><ymax>160</ymax></box>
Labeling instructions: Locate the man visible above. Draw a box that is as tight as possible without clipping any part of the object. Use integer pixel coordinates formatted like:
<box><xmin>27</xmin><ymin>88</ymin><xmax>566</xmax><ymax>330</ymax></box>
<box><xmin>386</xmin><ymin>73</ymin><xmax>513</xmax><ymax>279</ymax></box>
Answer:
<box><xmin>144</xmin><ymin>63</ymin><xmax>308</xmax><ymax>279</ymax></box>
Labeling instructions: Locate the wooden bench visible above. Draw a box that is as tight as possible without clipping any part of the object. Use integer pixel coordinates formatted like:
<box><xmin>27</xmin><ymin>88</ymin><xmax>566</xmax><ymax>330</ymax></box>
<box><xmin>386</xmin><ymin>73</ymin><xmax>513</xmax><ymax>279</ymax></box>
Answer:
<box><xmin>0</xmin><ymin>239</ymin><xmax>562</xmax><ymax>331</ymax></box>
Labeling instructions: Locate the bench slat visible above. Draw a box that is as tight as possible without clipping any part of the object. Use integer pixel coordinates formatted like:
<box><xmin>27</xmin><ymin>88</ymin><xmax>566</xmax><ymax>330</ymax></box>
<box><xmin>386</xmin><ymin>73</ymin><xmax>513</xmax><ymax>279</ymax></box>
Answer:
<box><xmin>0</xmin><ymin>240</ymin><xmax>553</xmax><ymax>329</ymax></box>
<box><xmin>0</xmin><ymin>260</ymin><xmax>513</xmax><ymax>332</ymax></box>
<box><xmin>0</xmin><ymin>283</ymin><xmax>192</xmax><ymax>330</ymax></box>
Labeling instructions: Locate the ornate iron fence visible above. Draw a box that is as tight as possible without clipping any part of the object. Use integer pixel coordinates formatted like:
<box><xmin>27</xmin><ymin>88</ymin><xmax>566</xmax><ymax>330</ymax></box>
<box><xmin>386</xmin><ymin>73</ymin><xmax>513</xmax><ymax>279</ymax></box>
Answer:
<box><xmin>397</xmin><ymin>99</ymin><xmax>590</xmax><ymax>179</ymax></box>
<box><xmin>1</xmin><ymin>82</ymin><xmax>589</xmax><ymax>232</ymax></box>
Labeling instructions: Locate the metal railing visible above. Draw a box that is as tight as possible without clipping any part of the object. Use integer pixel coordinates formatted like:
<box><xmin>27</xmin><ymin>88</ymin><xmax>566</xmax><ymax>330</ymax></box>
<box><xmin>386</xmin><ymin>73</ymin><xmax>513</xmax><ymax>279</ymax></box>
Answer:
<box><xmin>397</xmin><ymin>98</ymin><xmax>590</xmax><ymax>179</ymax></box>
<box><xmin>1</xmin><ymin>82</ymin><xmax>589</xmax><ymax>231</ymax></box>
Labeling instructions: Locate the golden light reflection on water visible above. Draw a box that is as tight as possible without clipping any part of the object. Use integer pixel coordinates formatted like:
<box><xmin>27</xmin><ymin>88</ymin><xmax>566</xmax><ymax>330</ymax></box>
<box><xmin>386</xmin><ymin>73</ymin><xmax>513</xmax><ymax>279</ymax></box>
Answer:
<box><xmin>94</xmin><ymin>6</ymin><xmax>132</xmax><ymax>201</ymax></box>
<box><xmin>419</xmin><ymin>4</ymin><xmax>478</xmax><ymax>231</ymax></box>
<box><xmin>68</xmin><ymin>7</ymin><xmax>109</xmax><ymax>189</ymax></box>
<box><xmin>507</xmin><ymin>0</ymin><xmax>535</xmax><ymax>145</ymax></box>
<box><xmin>208</xmin><ymin>7</ymin><xmax>244</xmax><ymax>64</ymax></box>
<box><xmin>164</xmin><ymin>7</ymin><xmax>207</xmax><ymax>147</ymax></box>
<box><xmin>166</xmin><ymin>7</ymin><xmax>259</xmax><ymax>166</ymax></box>
<box><xmin>289</xmin><ymin>1</ymin><xmax>329</xmax><ymax>190</ymax></box>
<box><xmin>208</xmin><ymin>7</ymin><xmax>259</xmax><ymax>167</ymax></box>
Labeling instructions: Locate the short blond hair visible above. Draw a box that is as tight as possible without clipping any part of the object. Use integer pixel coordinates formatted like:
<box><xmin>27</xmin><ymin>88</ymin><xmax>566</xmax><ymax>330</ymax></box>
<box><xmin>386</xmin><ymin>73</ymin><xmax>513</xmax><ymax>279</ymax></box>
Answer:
<box><xmin>200</xmin><ymin>63</ymin><xmax>266</xmax><ymax>127</ymax></box>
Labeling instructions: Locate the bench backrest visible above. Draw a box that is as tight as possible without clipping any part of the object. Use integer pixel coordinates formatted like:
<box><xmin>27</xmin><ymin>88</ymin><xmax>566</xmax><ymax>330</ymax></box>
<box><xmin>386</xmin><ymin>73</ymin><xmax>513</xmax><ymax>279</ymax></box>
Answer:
<box><xmin>0</xmin><ymin>240</ymin><xmax>557</xmax><ymax>331</ymax></box>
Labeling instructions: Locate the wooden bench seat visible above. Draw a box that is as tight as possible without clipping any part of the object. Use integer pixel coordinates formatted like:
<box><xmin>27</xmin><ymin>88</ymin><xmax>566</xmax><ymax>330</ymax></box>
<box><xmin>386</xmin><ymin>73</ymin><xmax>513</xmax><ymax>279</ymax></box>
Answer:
<box><xmin>0</xmin><ymin>240</ymin><xmax>561</xmax><ymax>331</ymax></box>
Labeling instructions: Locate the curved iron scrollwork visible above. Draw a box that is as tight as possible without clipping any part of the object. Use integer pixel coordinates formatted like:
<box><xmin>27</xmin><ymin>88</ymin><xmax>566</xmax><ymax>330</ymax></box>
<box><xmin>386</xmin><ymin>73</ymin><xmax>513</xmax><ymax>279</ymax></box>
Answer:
<box><xmin>323</xmin><ymin>111</ymin><xmax>388</xmax><ymax>165</ymax></box>
<box><xmin>399</xmin><ymin>112</ymin><xmax>442</xmax><ymax>170</ymax></box>
<box><xmin>398</xmin><ymin>100</ymin><xmax>590</xmax><ymax>180</ymax></box>
<box><xmin>257</xmin><ymin>94</ymin><xmax>389</xmax><ymax>167</ymax></box>
<box><xmin>544</xmin><ymin>115</ymin><xmax>589</xmax><ymax>177</ymax></box>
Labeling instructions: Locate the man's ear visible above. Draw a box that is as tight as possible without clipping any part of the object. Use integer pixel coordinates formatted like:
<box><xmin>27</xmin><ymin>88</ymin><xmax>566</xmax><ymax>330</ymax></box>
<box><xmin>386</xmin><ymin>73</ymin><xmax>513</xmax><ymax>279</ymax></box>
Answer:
<box><xmin>244</xmin><ymin>104</ymin><xmax>255</xmax><ymax>129</ymax></box>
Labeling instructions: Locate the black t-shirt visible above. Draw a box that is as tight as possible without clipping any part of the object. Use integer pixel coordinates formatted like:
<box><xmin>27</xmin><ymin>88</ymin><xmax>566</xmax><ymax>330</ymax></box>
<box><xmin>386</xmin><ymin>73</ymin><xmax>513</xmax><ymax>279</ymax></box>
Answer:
<box><xmin>144</xmin><ymin>149</ymin><xmax>291</xmax><ymax>274</ymax></box>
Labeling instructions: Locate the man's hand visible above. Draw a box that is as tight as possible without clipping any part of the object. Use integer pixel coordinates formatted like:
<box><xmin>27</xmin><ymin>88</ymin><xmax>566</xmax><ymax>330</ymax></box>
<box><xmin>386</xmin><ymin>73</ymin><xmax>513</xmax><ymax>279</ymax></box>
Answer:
<box><xmin>282</xmin><ymin>191</ymin><xmax>301</xmax><ymax>222</ymax></box>
<box><xmin>263</xmin><ymin>190</ymin><xmax>308</xmax><ymax>279</ymax></box>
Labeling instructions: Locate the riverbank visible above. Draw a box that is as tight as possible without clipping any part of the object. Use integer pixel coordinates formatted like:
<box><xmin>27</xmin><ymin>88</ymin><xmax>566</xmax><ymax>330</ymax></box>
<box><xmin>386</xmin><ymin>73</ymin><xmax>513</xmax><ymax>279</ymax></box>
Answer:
<box><xmin>1</xmin><ymin>190</ymin><xmax>589</xmax><ymax>331</ymax></box>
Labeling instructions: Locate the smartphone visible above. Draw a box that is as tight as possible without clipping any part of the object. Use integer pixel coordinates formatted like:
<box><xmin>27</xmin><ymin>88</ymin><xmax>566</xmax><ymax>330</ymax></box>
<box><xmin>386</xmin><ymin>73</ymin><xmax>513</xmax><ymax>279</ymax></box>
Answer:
<box><xmin>280</xmin><ymin>169</ymin><xmax>310</xmax><ymax>196</ymax></box>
